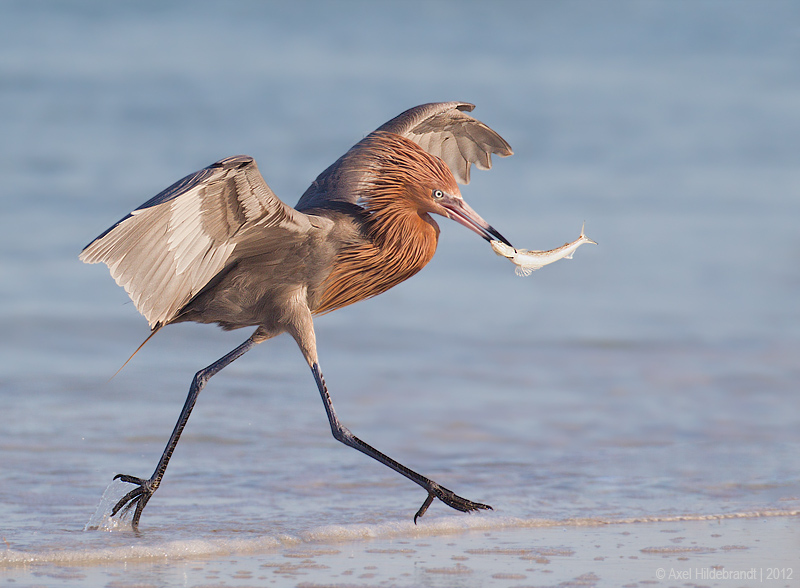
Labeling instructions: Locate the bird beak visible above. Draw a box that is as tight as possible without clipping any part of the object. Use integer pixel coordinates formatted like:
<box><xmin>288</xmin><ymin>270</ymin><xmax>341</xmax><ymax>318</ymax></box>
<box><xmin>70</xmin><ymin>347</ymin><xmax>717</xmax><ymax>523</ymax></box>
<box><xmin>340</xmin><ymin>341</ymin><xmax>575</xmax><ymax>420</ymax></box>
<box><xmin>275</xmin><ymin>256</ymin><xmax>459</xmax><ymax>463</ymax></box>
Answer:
<box><xmin>440</xmin><ymin>195</ymin><xmax>512</xmax><ymax>246</ymax></box>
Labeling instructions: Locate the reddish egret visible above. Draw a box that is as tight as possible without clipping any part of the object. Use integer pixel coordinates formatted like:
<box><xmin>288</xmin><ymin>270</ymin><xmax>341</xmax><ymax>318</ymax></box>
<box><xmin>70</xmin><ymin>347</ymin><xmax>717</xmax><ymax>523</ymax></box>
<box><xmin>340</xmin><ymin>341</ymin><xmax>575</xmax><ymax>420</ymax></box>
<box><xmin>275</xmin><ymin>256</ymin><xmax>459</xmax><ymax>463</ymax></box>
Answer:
<box><xmin>81</xmin><ymin>102</ymin><xmax>514</xmax><ymax>529</ymax></box>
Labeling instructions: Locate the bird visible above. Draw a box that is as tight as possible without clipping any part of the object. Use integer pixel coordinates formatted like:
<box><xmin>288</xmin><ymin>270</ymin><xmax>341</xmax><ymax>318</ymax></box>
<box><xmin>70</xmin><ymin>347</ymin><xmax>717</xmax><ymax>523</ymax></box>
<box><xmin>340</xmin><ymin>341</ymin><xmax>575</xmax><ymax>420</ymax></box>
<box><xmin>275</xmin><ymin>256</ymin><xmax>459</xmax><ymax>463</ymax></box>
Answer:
<box><xmin>81</xmin><ymin>101</ymin><xmax>515</xmax><ymax>529</ymax></box>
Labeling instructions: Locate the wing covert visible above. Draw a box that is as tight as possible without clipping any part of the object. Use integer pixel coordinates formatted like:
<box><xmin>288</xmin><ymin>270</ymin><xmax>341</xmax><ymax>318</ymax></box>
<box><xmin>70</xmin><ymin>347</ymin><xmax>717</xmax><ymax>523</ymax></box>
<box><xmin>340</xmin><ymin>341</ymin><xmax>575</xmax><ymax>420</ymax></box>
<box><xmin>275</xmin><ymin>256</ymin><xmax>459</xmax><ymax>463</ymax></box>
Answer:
<box><xmin>80</xmin><ymin>156</ymin><xmax>312</xmax><ymax>329</ymax></box>
<box><xmin>376</xmin><ymin>102</ymin><xmax>513</xmax><ymax>184</ymax></box>
<box><xmin>296</xmin><ymin>102</ymin><xmax>512</xmax><ymax>211</ymax></box>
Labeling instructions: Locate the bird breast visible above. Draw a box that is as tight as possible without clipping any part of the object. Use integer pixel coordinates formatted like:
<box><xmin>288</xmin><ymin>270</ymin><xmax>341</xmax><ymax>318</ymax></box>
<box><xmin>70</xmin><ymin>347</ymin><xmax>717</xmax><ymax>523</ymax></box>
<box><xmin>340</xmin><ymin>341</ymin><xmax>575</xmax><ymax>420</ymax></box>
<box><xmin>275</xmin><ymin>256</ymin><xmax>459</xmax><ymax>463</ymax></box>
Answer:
<box><xmin>313</xmin><ymin>208</ymin><xmax>439</xmax><ymax>314</ymax></box>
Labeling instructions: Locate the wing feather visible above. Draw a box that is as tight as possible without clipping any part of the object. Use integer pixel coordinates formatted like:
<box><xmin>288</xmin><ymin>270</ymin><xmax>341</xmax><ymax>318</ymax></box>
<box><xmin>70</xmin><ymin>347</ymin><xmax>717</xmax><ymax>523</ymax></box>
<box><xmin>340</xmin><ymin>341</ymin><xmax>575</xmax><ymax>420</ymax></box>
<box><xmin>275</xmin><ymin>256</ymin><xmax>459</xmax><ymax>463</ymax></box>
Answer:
<box><xmin>81</xmin><ymin>156</ymin><xmax>312</xmax><ymax>329</ymax></box>
<box><xmin>378</xmin><ymin>101</ymin><xmax>512</xmax><ymax>184</ymax></box>
<box><xmin>297</xmin><ymin>102</ymin><xmax>512</xmax><ymax>210</ymax></box>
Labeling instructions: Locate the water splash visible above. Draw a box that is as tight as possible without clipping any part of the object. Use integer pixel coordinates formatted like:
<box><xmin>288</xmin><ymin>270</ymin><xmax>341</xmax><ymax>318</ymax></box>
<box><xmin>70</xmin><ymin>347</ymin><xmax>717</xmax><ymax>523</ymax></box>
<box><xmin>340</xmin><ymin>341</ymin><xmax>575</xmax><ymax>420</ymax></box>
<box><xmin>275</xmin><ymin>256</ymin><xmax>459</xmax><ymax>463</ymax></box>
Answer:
<box><xmin>84</xmin><ymin>478</ymin><xmax>136</xmax><ymax>532</ymax></box>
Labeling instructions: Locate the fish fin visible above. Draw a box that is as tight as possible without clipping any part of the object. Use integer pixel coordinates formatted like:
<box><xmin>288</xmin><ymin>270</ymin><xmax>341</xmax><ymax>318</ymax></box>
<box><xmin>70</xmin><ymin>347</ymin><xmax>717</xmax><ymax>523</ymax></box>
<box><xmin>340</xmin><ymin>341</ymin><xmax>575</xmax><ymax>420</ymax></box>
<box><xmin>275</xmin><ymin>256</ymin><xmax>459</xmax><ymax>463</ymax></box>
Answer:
<box><xmin>580</xmin><ymin>221</ymin><xmax>597</xmax><ymax>245</ymax></box>
<box><xmin>515</xmin><ymin>266</ymin><xmax>533</xmax><ymax>277</ymax></box>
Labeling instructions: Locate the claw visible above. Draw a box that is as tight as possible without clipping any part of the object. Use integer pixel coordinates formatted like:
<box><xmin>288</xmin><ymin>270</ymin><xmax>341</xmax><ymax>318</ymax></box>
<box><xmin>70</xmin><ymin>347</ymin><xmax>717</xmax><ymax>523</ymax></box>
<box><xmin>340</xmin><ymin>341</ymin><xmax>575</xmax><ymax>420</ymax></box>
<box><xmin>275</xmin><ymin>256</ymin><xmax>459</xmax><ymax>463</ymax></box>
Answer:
<box><xmin>414</xmin><ymin>493</ymin><xmax>435</xmax><ymax>524</ymax></box>
<box><xmin>413</xmin><ymin>484</ymin><xmax>492</xmax><ymax>523</ymax></box>
<box><xmin>110</xmin><ymin>474</ymin><xmax>154</xmax><ymax>529</ymax></box>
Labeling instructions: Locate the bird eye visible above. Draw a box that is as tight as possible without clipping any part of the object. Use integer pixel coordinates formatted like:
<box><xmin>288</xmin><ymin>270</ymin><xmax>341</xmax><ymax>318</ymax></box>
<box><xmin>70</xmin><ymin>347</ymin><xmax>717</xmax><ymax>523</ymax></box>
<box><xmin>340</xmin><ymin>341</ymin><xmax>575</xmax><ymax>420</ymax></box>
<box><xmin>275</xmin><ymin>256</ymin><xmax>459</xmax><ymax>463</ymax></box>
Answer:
<box><xmin>432</xmin><ymin>189</ymin><xmax>444</xmax><ymax>200</ymax></box>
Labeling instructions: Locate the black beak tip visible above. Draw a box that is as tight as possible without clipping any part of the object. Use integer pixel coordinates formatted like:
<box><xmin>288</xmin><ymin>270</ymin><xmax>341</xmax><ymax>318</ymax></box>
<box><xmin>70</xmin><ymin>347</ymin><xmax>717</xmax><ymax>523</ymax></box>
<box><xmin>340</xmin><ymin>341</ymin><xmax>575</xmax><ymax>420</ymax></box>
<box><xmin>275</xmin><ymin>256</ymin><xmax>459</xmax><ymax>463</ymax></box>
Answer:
<box><xmin>487</xmin><ymin>227</ymin><xmax>512</xmax><ymax>247</ymax></box>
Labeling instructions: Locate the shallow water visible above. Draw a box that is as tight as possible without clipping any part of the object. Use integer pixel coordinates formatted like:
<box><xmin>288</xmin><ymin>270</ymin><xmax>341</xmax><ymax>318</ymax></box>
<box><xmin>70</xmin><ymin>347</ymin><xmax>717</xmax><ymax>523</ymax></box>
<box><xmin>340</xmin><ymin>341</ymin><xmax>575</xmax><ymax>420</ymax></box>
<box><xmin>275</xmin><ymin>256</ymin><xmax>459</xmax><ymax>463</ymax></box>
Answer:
<box><xmin>1</xmin><ymin>1</ymin><xmax>799</xmax><ymax>586</ymax></box>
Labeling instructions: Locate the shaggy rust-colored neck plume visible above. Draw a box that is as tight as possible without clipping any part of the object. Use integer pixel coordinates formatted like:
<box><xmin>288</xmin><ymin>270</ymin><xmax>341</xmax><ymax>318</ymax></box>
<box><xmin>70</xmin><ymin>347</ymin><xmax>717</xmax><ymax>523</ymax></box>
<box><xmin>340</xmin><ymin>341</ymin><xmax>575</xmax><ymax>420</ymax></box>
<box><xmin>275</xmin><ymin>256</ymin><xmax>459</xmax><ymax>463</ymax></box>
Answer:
<box><xmin>315</xmin><ymin>132</ymin><xmax>460</xmax><ymax>314</ymax></box>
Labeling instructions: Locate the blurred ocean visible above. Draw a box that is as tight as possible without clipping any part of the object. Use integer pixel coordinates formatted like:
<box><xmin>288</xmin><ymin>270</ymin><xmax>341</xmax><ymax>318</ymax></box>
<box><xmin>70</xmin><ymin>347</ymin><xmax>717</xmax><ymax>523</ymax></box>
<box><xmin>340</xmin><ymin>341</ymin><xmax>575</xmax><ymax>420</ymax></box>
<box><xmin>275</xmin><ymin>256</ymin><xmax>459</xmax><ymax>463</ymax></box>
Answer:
<box><xmin>1</xmin><ymin>1</ymin><xmax>798</xmax><ymax>586</ymax></box>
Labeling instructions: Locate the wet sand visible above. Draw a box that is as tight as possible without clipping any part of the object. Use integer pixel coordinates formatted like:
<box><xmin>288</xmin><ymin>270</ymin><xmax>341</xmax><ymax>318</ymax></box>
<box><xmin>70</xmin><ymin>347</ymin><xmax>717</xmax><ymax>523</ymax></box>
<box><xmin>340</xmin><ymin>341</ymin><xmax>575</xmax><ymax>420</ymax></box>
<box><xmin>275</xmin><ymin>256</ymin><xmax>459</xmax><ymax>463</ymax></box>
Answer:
<box><xmin>3</xmin><ymin>513</ymin><xmax>797</xmax><ymax>587</ymax></box>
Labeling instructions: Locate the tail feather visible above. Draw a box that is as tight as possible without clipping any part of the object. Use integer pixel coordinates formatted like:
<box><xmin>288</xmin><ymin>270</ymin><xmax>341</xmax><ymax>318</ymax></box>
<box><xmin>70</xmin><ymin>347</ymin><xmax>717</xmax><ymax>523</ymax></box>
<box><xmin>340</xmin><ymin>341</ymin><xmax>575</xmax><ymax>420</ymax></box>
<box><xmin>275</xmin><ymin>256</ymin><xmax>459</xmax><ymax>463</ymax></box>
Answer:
<box><xmin>109</xmin><ymin>327</ymin><xmax>161</xmax><ymax>381</ymax></box>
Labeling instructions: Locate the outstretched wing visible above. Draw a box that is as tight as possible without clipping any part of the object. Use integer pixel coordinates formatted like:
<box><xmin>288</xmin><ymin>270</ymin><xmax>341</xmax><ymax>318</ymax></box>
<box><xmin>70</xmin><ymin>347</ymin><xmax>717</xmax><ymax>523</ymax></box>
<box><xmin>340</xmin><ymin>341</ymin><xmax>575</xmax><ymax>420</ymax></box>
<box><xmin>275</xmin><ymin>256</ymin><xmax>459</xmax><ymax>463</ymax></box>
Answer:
<box><xmin>376</xmin><ymin>102</ymin><xmax>513</xmax><ymax>184</ymax></box>
<box><xmin>80</xmin><ymin>156</ymin><xmax>312</xmax><ymax>329</ymax></box>
<box><xmin>296</xmin><ymin>102</ymin><xmax>513</xmax><ymax>211</ymax></box>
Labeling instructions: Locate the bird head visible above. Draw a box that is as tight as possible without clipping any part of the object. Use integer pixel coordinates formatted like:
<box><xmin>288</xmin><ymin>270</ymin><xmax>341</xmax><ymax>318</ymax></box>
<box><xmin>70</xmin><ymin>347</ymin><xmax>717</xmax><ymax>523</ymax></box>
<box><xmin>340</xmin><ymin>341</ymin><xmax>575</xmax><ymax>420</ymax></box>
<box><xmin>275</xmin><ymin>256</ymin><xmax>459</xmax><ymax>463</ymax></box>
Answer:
<box><xmin>426</xmin><ymin>187</ymin><xmax>511</xmax><ymax>246</ymax></box>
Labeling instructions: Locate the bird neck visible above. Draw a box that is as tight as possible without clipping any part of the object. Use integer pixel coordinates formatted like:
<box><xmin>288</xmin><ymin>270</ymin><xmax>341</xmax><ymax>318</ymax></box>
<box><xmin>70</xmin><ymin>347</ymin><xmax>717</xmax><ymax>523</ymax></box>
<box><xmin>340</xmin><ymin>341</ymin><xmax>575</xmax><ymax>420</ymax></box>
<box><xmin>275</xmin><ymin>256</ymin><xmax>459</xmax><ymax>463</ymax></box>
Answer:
<box><xmin>314</xmin><ymin>205</ymin><xmax>439</xmax><ymax>314</ymax></box>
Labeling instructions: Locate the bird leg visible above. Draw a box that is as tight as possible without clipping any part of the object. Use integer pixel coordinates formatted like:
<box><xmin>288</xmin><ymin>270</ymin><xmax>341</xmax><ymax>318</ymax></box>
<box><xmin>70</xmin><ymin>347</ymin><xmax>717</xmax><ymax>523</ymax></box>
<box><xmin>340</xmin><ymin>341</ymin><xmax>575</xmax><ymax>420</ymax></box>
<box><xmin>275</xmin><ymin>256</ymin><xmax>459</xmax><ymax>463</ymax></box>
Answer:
<box><xmin>111</xmin><ymin>337</ymin><xmax>258</xmax><ymax>529</ymax></box>
<box><xmin>310</xmin><ymin>363</ymin><xmax>492</xmax><ymax>522</ymax></box>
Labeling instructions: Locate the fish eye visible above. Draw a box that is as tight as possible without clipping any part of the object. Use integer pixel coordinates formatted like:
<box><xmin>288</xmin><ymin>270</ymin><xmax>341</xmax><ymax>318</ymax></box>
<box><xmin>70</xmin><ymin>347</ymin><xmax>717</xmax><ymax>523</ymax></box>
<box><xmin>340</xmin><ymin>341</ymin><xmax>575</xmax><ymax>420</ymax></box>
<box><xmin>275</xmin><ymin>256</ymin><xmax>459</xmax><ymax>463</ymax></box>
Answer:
<box><xmin>432</xmin><ymin>189</ymin><xmax>444</xmax><ymax>200</ymax></box>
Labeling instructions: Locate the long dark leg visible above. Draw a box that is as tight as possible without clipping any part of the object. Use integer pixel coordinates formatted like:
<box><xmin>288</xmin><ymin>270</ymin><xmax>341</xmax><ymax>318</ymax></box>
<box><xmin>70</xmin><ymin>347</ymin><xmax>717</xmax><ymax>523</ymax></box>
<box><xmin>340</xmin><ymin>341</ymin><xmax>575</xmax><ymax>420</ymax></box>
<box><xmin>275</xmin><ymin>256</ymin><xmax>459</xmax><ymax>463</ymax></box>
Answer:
<box><xmin>310</xmin><ymin>363</ymin><xmax>492</xmax><ymax>522</ymax></box>
<box><xmin>111</xmin><ymin>337</ymin><xmax>257</xmax><ymax>529</ymax></box>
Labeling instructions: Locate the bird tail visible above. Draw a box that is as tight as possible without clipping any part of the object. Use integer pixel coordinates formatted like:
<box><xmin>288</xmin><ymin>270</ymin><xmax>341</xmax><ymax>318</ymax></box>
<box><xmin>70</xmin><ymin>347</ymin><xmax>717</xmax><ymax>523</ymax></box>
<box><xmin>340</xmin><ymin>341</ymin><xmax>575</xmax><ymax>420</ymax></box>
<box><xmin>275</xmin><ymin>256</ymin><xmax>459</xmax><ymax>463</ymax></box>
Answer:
<box><xmin>109</xmin><ymin>327</ymin><xmax>162</xmax><ymax>381</ymax></box>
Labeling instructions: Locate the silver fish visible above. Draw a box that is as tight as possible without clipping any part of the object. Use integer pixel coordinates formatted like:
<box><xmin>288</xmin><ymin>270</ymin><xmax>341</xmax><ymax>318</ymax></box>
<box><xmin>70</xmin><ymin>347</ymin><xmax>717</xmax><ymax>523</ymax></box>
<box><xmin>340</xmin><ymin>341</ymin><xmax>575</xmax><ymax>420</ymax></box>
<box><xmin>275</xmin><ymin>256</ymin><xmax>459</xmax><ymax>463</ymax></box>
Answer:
<box><xmin>491</xmin><ymin>223</ymin><xmax>596</xmax><ymax>276</ymax></box>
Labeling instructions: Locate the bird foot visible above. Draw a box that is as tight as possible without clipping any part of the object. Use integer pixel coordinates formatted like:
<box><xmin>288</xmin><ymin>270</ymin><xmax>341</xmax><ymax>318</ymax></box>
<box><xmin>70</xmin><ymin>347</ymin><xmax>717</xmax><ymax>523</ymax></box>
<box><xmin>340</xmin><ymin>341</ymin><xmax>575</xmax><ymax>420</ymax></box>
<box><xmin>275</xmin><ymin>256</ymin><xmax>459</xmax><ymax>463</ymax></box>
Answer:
<box><xmin>110</xmin><ymin>474</ymin><xmax>155</xmax><ymax>529</ymax></box>
<box><xmin>414</xmin><ymin>483</ymin><xmax>492</xmax><ymax>523</ymax></box>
